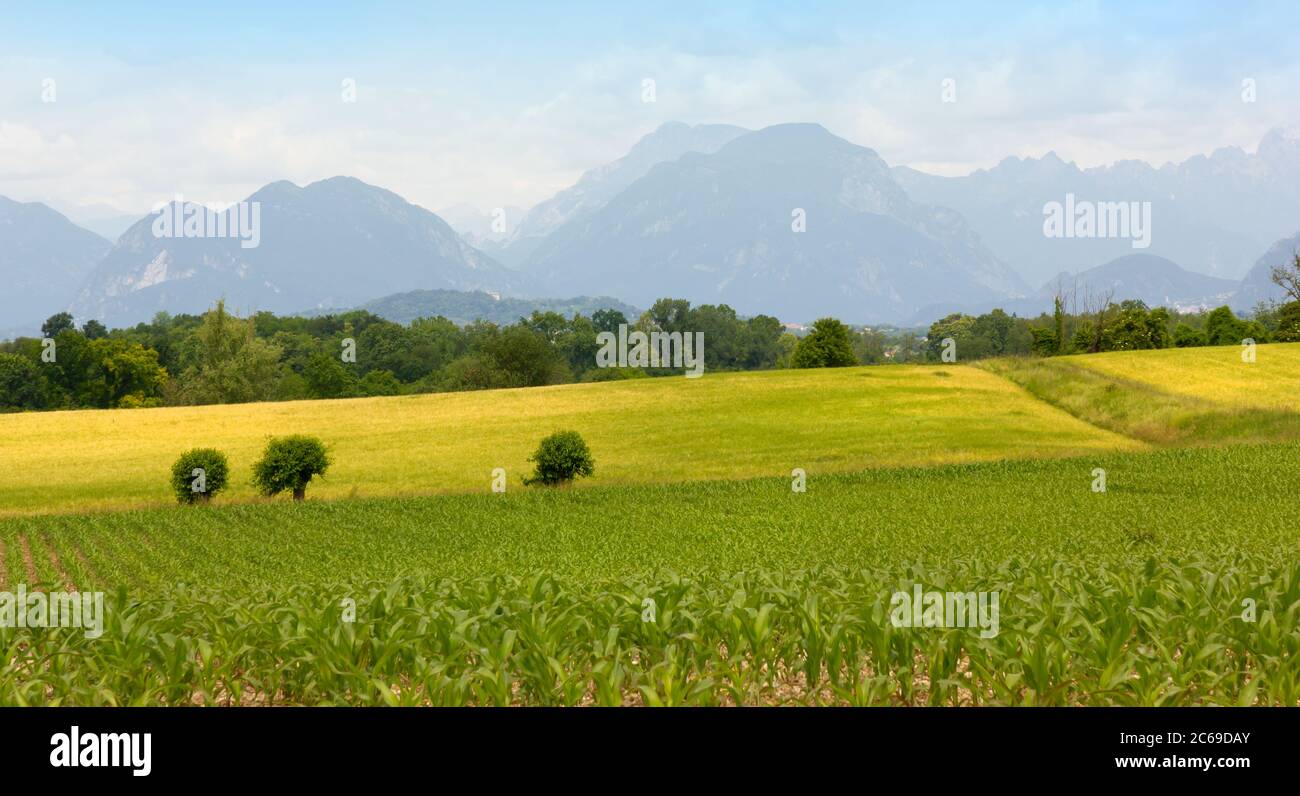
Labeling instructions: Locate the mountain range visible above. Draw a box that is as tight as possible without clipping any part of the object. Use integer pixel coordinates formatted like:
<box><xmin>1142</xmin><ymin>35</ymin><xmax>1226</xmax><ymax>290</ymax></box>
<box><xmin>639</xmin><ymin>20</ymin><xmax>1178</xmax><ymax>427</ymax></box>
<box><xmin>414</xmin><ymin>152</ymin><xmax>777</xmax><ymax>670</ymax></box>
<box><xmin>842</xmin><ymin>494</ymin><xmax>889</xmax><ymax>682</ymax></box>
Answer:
<box><xmin>519</xmin><ymin>123</ymin><xmax>1027</xmax><ymax>323</ymax></box>
<box><xmin>894</xmin><ymin>128</ymin><xmax>1300</xmax><ymax>285</ymax></box>
<box><xmin>911</xmin><ymin>253</ymin><xmax>1245</xmax><ymax>324</ymax></box>
<box><xmin>494</xmin><ymin>121</ymin><xmax>749</xmax><ymax>266</ymax></box>
<box><xmin>0</xmin><ymin>197</ymin><xmax>110</xmax><ymax>328</ymax></box>
<box><xmin>1235</xmin><ymin>231</ymin><xmax>1300</xmax><ymax>309</ymax></box>
<box><xmin>4</xmin><ymin>122</ymin><xmax>1300</xmax><ymax>336</ymax></box>
<box><xmin>307</xmin><ymin>289</ymin><xmax>638</xmax><ymax>327</ymax></box>
<box><xmin>68</xmin><ymin>177</ymin><xmax>523</xmax><ymax>330</ymax></box>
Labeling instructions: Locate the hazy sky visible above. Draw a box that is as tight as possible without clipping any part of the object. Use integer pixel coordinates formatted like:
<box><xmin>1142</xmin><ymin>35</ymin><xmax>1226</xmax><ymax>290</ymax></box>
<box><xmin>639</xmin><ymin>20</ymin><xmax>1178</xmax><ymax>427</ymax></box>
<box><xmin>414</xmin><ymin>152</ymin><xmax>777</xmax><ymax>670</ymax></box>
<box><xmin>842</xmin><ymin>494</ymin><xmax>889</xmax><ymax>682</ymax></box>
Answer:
<box><xmin>1</xmin><ymin>0</ymin><xmax>1297</xmax><ymax>216</ymax></box>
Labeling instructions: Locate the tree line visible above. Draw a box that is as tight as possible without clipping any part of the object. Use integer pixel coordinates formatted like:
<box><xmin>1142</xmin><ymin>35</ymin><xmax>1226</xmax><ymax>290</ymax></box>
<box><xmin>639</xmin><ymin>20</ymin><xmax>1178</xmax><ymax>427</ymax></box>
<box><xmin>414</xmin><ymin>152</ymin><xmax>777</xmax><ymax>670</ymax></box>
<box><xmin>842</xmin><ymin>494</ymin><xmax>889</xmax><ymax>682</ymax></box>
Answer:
<box><xmin>919</xmin><ymin>255</ymin><xmax>1300</xmax><ymax>361</ymax></box>
<box><xmin>923</xmin><ymin>297</ymin><xmax>1295</xmax><ymax>364</ymax></box>
<box><xmin>3</xmin><ymin>255</ymin><xmax>1298</xmax><ymax>412</ymax></box>
<box><xmin>0</xmin><ymin>298</ymin><xmax>793</xmax><ymax>410</ymax></box>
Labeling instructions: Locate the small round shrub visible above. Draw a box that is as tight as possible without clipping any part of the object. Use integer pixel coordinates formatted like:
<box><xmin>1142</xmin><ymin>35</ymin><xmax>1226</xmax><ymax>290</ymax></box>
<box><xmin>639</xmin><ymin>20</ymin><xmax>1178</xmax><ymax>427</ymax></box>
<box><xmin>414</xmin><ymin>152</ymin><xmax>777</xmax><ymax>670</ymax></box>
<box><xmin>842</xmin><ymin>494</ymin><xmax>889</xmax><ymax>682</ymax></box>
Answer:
<box><xmin>170</xmin><ymin>448</ymin><xmax>230</xmax><ymax>504</ymax></box>
<box><xmin>252</xmin><ymin>435</ymin><xmax>331</xmax><ymax>501</ymax></box>
<box><xmin>524</xmin><ymin>430</ymin><xmax>595</xmax><ymax>486</ymax></box>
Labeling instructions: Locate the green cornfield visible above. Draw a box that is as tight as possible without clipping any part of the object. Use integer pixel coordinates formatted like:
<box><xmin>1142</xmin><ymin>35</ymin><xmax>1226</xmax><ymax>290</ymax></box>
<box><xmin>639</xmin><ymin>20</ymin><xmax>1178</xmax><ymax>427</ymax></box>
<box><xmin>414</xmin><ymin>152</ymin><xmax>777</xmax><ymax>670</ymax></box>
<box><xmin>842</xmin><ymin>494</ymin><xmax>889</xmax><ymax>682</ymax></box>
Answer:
<box><xmin>2</xmin><ymin>561</ymin><xmax>1297</xmax><ymax>706</ymax></box>
<box><xmin>1</xmin><ymin>443</ymin><xmax>1297</xmax><ymax>705</ymax></box>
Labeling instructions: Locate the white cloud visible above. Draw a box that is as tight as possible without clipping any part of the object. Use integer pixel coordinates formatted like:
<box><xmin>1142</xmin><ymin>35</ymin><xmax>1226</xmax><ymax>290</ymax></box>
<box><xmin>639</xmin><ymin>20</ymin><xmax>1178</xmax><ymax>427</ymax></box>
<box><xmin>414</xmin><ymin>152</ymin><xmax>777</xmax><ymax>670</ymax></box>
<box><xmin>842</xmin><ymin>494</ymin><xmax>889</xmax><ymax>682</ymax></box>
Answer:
<box><xmin>2</xmin><ymin>28</ymin><xmax>1298</xmax><ymax>220</ymax></box>
<box><xmin>0</xmin><ymin>123</ymin><xmax>81</xmax><ymax>180</ymax></box>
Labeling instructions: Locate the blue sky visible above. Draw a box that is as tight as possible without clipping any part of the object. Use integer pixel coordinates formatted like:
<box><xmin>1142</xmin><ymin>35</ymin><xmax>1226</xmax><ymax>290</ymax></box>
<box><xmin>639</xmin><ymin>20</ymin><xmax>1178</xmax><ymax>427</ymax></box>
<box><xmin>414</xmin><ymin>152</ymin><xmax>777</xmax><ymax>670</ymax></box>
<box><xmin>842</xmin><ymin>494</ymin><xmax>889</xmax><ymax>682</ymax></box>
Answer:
<box><xmin>1</xmin><ymin>0</ymin><xmax>1297</xmax><ymax>216</ymax></box>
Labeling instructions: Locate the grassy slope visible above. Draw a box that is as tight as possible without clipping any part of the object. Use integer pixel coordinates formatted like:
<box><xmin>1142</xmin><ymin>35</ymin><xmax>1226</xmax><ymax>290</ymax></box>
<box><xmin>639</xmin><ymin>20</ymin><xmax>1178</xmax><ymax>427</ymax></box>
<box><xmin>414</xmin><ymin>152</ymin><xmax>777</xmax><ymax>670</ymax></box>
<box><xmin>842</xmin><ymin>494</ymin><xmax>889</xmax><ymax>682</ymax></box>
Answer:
<box><xmin>1064</xmin><ymin>342</ymin><xmax>1300</xmax><ymax>409</ymax></box>
<box><xmin>980</xmin><ymin>343</ymin><xmax>1300</xmax><ymax>446</ymax></box>
<box><xmin>0</xmin><ymin>364</ymin><xmax>1139</xmax><ymax>515</ymax></box>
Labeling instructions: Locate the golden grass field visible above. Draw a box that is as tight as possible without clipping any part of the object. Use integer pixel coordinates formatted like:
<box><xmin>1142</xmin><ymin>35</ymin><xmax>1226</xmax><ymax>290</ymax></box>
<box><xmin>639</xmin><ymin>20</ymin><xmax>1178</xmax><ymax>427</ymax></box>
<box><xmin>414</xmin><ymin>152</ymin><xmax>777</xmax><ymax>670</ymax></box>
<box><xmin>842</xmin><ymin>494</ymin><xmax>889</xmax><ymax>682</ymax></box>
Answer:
<box><xmin>979</xmin><ymin>343</ymin><xmax>1300</xmax><ymax>447</ymax></box>
<box><xmin>1063</xmin><ymin>342</ymin><xmax>1300</xmax><ymax>409</ymax></box>
<box><xmin>0</xmin><ymin>364</ymin><xmax>1142</xmax><ymax>515</ymax></box>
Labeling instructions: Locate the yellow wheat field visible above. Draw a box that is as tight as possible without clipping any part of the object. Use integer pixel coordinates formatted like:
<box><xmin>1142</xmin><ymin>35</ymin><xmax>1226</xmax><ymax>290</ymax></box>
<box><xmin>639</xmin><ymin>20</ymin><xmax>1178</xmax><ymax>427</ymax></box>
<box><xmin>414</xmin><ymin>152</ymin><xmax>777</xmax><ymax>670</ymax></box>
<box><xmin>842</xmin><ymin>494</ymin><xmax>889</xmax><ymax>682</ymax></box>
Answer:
<box><xmin>1064</xmin><ymin>342</ymin><xmax>1300</xmax><ymax>409</ymax></box>
<box><xmin>0</xmin><ymin>364</ymin><xmax>1141</xmax><ymax>515</ymax></box>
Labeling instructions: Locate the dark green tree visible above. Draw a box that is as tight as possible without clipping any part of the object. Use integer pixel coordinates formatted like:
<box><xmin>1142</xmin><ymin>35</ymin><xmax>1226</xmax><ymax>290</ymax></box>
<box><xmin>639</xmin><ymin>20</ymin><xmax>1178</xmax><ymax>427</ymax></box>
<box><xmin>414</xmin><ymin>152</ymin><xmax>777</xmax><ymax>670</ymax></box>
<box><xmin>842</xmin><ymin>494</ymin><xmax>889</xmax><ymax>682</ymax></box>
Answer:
<box><xmin>252</xmin><ymin>435</ymin><xmax>331</xmax><ymax>501</ymax></box>
<box><xmin>591</xmin><ymin>308</ymin><xmax>628</xmax><ymax>335</ymax></box>
<box><xmin>41</xmin><ymin>312</ymin><xmax>75</xmax><ymax>338</ymax></box>
<box><xmin>178</xmin><ymin>300</ymin><xmax>284</xmax><ymax>404</ymax></box>
<box><xmin>1205</xmin><ymin>306</ymin><xmax>1247</xmax><ymax>346</ymax></box>
<box><xmin>170</xmin><ymin>448</ymin><xmax>230</xmax><ymax>504</ymax></box>
<box><xmin>0</xmin><ymin>353</ymin><xmax>52</xmax><ymax>409</ymax></box>
<box><xmin>524</xmin><ymin>430</ymin><xmax>595</xmax><ymax>486</ymax></box>
<box><xmin>1274</xmin><ymin>301</ymin><xmax>1300</xmax><ymax>342</ymax></box>
<box><xmin>1173</xmin><ymin>323</ymin><xmax>1207</xmax><ymax>347</ymax></box>
<box><xmin>303</xmin><ymin>351</ymin><xmax>360</xmax><ymax>398</ymax></box>
<box><xmin>792</xmin><ymin>318</ymin><xmax>858</xmax><ymax>368</ymax></box>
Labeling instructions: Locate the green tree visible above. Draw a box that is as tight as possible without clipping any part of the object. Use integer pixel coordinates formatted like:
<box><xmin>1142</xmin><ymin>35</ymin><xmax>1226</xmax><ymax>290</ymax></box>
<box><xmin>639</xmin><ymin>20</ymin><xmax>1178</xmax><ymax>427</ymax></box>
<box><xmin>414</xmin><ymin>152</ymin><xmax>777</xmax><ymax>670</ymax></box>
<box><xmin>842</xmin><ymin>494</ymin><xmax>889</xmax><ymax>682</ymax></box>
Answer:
<box><xmin>43</xmin><ymin>329</ymin><xmax>92</xmax><ymax>403</ymax></box>
<box><xmin>556</xmin><ymin>314</ymin><xmax>601</xmax><ymax>378</ymax></box>
<box><xmin>406</xmin><ymin>316</ymin><xmax>468</xmax><ymax>376</ymax></box>
<box><xmin>476</xmin><ymin>325</ymin><xmax>570</xmax><ymax>387</ymax></box>
<box><xmin>741</xmin><ymin>315</ymin><xmax>785</xmax><ymax>369</ymax></box>
<box><xmin>591</xmin><ymin>308</ymin><xmax>628</xmax><ymax>335</ymax></box>
<box><xmin>1030</xmin><ymin>326</ymin><xmax>1058</xmax><ymax>356</ymax></box>
<box><xmin>964</xmin><ymin>309</ymin><xmax>1030</xmax><ymax>357</ymax></box>
<box><xmin>1146</xmin><ymin>307</ymin><xmax>1173</xmax><ymax>349</ymax></box>
<box><xmin>252</xmin><ymin>435</ymin><xmax>331</xmax><ymax>501</ymax></box>
<box><xmin>644</xmin><ymin>298</ymin><xmax>692</xmax><ymax>334</ymax></box>
<box><xmin>1173</xmin><ymin>323</ymin><xmax>1207</xmax><ymax>347</ymax></box>
<box><xmin>792</xmin><ymin>318</ymin><xmax>857</xmax><ymax>368</ymax></box>
<box><xmin>178</xmin><ymin>300</ymin><xmax>284</xmax><ymax>404</ymax></box>
<box><xmin>775</xmin><ymin>332</ymin><xmax>798</xmax><ymax>368</ymax></box>
<box><xmin>1205</xmin><ymin>306</ymin><xmax>1247</xmax><ymax>346</ymax></box>
<box><xmin>82</xmin><ymin>338</ymin><xmax>169</xmax><ymax>407</ymax></box>
<box><xmin>81</xmin><ymin>319</ymin><xmax>108</xmax><ymax>340</ymax></box>
<box><xmin>41</xmin><ymin>312</ymin><xmax>75</xmax><ymax>338</ymax></box>
<box><xmin>359</xmin><ymin>369</ymin><xmax>403</xmax><ymax>396</ymax></box>
<box><xmin>925</xmin><ymin>313</ymin><xmax>976</xmax><ymax>361</ymax></box>
<box><xmin>303</xmin><ymin>351</ymin><xmax>360</xmax><ymax>398</ymax></box>
<box><xmin>440</xmin><ymin>355</ymin><xmax>509</xmax><ymax>391</ymax></box>
<box><xmin>1275</xmin><ymin>301</ymin><xmax>1300</xmax><ymax>342</ymax></box>
<box><xmin>1269</xmin><ymin>252</ymin><xmax>1300</xmax><ymax>302</ymax></box>
<box><xmin>170</xmin><ymin>448</ymin><xmax>230</xmax><ymax>504</ymax></box>
<box><xmin>1103</xmin><ymin>301</ymin><xmax>1158</xmax><ymax>351</ymax></box>
<box><xmin>524</xmin><ymin>310</ymin><xmax>569</xmax><ymax>344</ymax></box>
<box><xmin>524</xmin><ymin>430</ymin><xmax>595</xmax><ymax>486</ymax></box>
<box><xmin>685</xmin><ymin>304</ymin><xmax>741</xmax><ymax>370</ymax></box>
<box><xmin>0</xmin><ymin>353</ymin><xmax>52</xmax><ymax>409</ymax></box>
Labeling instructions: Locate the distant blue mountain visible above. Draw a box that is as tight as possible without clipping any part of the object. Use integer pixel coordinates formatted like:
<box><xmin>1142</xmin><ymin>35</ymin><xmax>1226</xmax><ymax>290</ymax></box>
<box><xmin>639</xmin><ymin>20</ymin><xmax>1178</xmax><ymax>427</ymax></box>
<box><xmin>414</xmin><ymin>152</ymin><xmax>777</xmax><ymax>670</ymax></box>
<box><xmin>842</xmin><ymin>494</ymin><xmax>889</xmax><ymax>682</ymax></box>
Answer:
<box><xmin>309</xmin><ymin>288</ymin><xmax>639</xmax><ymax>327</ymax></box>
<box><xmin>71</xmin><ymin>177</ymin><xmax>527</xmax><ymax>328</ymax></box>
<box><xmin>1234</xmin><ymin>231</ymin><xmax>1300</xmax><ymax>310</ymax></box>
<box><xmin>894</xmin><ymin>128</ymin><xmax>1300</xmax><ymax>284</ymax></box>
<box><xmin>0</xmin><ymin>196</ymin><xmax>110</xmax><ymax>332</ymax></box>
<box><xmin>519</xmin><ymin>123</ymin><xmax>1027</xmax><ymax>324</ymax></box>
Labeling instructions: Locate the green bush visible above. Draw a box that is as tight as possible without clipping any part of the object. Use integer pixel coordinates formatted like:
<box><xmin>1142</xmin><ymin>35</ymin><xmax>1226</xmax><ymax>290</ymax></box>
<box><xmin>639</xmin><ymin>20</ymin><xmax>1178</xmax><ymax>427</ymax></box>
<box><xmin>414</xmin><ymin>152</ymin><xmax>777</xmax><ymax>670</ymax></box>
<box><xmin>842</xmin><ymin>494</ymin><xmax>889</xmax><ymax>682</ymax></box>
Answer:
<box><xmin>170</xmin><ymin>448</ymin><xmax>230</xmax><ymax>504</ymax></box>
<box><xmin>252</xmin><ymin>435</ymin><xmax>331</xmax><ymax>501</ymax></box>
<box><xmin>524</xmin><ymin>430</ymin><xmax>595</xmax><ymax>486</ymax></box>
